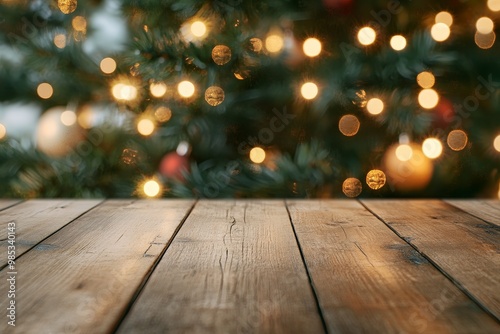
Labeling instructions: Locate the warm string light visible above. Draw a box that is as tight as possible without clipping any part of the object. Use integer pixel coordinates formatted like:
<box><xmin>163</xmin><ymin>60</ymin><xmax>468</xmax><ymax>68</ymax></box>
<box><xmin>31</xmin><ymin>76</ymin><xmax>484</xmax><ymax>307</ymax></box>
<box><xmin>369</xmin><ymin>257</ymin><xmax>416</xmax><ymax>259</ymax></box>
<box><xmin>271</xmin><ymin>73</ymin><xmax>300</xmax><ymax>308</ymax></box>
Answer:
<box><xmin>112</xmin><ymin>83</ymin><xmax>138</xmax><ymax>101</ymax></box>
<box><xmin>418</xmin><ymin>89</ymin><xmax>439</xmax><ymax>109</ymax></box>
<box><xmin>476</xmin><ymin>17</ymin><xmax>494</xmax><ymax>34</ymax></box>
<box><xmin>417</xmin><ymin>71</ymin><xmax>435</xmax><ymax>89</ymax></box>
<box><xmin>422</xmin><ymin>138</ymin><xmax>443</xmax><ymax>159</ymax></box>
<box><xmin>493</xmin><ymin>134</ymin><xmax>500</xmax><ymax>152</ymax></box>
<box><xmin>435</xmin><ymin>11</ymin><xmax>453</xmax><ymax>27</ymax></box>
<box><xmin>155</xmin><ymin>106</ymin><xmax>172</xmax><ymax>123</ymax></box>
<box><xmin>137</xmin><ymin>118</ymin><xmax>155</xmax><ymax>136</ymax></box>
<box><xmin>475</xmin><ymin>31</ymin><xmax>496</xmax><ymax>49</ymax></box>
<box><xmin>60</xmin><ymin>110</ymin><xmax>77</xmax><ymax>126</ymax></box>
<box><xmin>303</xmin><ymin>38</ymin><xmax>322</xmax><ymax>57</ymax></box>
<box><xmin>190</xmin><ymin>21</ymin><xmax>207</xmax><ymax>37</ymax></box>
<box><xmin>0</xmin><ymin>123</ymin><xmax>6</xmax><ymax>140</ymax></box>
<box><xmin>100</xmin><ymin>57</ymin><xmax>117</xmax><ymax>74</ymax></box>
<box><xmin>357</xmin><ymin>27</ymin><xmax>376</xmax><ymax>45</ymax></box>
<box><xmin>431</xmin><ymin>23</ymin><xmax>451</xmax><ymax>42</ymax></box>
<box><xmin>142</xmin><ymin>179</ymin><xmax>162</xmax><ymax>198</ymax></box>
<box><xmin>150</xmin><ymin>82</ymin><xmax>167</xmax><ymax>98</ymax></box>
<box><xmin>300</xmin><ymin>82</ymin><xmax>319</xmax><ymax>100</ymax></box>
<box><xmin>177</xmin><ymin>80</ymin><xmax>195</xmax><ymax>98</ymax></box>
<box><xmin>72</xmin><ymin>16</ymin><xmax>87</xmax><ymax>32</ymax></box>
<box><xmin>37</xmin><ymin>83</ymin><xmax>53</xmax><ymax>99</ymax></box>
<box><xmin>390</xmin><ymin>35</ymin><xmax>407</xmax><ymax>51</ymax></box>
<box><xmin>395</xmin><ymin>144</ymin><xmax>413</xmax><ymax>161</ymax></box>
<box><xmin>249</xmin><ymin>147</ymin><xmax>266</xmax><ymax>163</ymax></box>
<box><xmin>54</xmin><ymin>34</ymin><xmax>66</xmax><ymax>49</ymax></box>
<box><xmin>339</xmin><ymin>115</ymin><xmax>360</xmax><ymax>136</ymax></box>
<box><xmin>488</xmin><ymin>0</ymin><xmax>500</xmax><ymax>12</ymax></box>
<box><xmin>447</xmin><ymin>130</ymin><xmax>468</xmax><ymax>151</ymax></box>
<box><xmin>265</xmin><ymin>34</ymin><xmax>284</xmax><ymax>53</ymax></box>
<box><xmin>366</xmin><ymin>98</ymin><xmax>384</xmax><ymax>115</ymax></box>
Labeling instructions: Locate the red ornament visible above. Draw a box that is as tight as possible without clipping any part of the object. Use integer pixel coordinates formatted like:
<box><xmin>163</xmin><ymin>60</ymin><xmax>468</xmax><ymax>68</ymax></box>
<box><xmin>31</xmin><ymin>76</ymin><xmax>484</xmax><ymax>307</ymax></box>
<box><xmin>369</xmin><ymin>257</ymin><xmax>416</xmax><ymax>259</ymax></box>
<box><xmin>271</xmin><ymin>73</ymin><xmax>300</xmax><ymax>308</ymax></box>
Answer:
<box><xmin>159</xmin><ymin>152</ymin><xmax>189</xmax><ymax>181</ymax></box>
<box><xmin>433</xmin><ymin>98</ymin><xmax>455</xmax><ymax>127</ymax></box>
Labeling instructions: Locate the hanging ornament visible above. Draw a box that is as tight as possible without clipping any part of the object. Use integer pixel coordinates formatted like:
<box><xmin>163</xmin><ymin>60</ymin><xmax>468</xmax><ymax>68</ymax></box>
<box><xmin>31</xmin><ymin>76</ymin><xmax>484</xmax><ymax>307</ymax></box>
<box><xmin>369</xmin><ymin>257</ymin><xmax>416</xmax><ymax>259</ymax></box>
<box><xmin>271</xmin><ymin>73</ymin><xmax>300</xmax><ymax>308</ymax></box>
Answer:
<box><xmin>366</xmin><ymin>170</ymin><xmax>387</xmax><ymax>190</ymax></box>
<box><xmin>204</xmin><ymin>86</ymin><xmax>225</xmax><ymax>106</ymax></box>
<box><xmin>35</xmin><ymin>106</ymin><xmax>85</xmax><ymax>157</ymax></box>
<box><xmin>342</xmin><ymin>178</ymin><xmax>362</xmax><ymax>198</ymax></box>
<box><xmin>212</xmin><ymin>45</ymin><xmax>232</xmax><ymax>65</ymax></box>
<box><xmin>159</xmin><ymin>152</ymin><xmax>189</xmax><ymax>181</ymax></box>
<box><xmin>382</xmin><ymin>143</ymin><xmax>433</xmax><ymax>191</ymax></box>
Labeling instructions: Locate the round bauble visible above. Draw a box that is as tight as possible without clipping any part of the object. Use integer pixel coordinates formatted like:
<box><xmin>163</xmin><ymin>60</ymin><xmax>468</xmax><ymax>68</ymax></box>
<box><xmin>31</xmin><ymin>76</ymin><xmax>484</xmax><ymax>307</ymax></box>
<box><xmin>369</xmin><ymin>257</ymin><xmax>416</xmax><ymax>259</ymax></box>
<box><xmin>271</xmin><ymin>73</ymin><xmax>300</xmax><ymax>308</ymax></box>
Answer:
<box><xmin>383</xmin><ymin>143</ymin><xmax>433</xmax><ymax>191</ymax></box>
<box><xmin>35</xmin><ymin>106</ymin><xmax>85</xmax><ymax>157</ymax></box>
<box><xmin>159</xmin><ymin>152</ymin><xmax>189</xmax><ymax>181</ymax></box>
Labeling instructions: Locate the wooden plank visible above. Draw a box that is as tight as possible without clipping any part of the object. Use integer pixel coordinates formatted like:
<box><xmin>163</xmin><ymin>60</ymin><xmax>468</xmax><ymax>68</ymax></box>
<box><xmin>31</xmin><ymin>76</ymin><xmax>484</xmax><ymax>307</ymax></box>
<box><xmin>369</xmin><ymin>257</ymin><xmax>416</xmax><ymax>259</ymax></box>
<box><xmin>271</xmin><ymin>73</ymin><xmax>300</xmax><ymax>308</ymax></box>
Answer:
<box><xmin>287</xmin><ymin>200</ymin><xmax>500</xmax><ymax>333</ymax></box>
<box><xmin>117</xmin><ymin>200</ymin><xmax>324</xmax><ymax>334</ymax></box>
<box><xmin>0</xmin><ymin>200</ymin><xmax>22</xmax><ymax>211</ymax></box>
<box><xmin>362</xmin><ymin>199</ymin><xmax>500</xmax><ymax>321</ymax></box>
<box><xmin>0</xmin><ymin>199</ymin><xmax>195</xmax><ymax>334</ymax></box>
<box><xmin>445</xmin><ymin>200</ymin><xmax>500</xmax><ymax>226</ymax></box>
<box><xmin>0</xmin><ymin>199</ymin><xmax>101</xmax><ymax>268</ymax></box>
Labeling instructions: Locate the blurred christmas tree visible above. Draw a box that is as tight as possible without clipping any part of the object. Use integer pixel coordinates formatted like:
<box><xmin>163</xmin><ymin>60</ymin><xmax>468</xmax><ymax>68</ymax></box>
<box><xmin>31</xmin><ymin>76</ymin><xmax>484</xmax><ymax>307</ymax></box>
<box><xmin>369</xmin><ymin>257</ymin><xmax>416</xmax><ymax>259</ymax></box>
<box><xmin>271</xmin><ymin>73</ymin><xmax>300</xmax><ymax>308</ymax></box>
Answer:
<box><xmin>0</xmin><ymin>0</ymin><xmax>499</xmax><ymax>199</ymax></box>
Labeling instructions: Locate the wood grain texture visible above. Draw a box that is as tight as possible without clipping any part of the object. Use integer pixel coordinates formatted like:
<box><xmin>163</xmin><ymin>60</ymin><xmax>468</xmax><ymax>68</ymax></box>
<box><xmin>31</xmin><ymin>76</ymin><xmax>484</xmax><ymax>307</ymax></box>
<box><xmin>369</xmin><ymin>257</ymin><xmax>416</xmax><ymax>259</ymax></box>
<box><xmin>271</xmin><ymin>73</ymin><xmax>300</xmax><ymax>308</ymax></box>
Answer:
<box><xmin>445</xmin><ymin>200</ymin><xmax>500</xmax><ymax>226</ymax></box>
<box><xmin>118</xmin><ymin>200</ymin><xmax>324</xmax><ymax>334</ymax></box>
<box><xmin>287</xmin><ymin>200</ymin><xmax>500</xmax><ymax>334</ymax></box>
<box><xmin>362</xmin><ymin>199</ymin><xmax>500</xmax><ymax>321</ymax></box>
<box><xmin>0</xmin><ymin>199</ymin><xmax>101</xmax><ymax>268</ymax></box>
<box><xmin>0</xmin><ymin>200</ymin><xmax>194</xmax><ymax>334</ymax></box>
<box><xmin>0</xmin><ymin>200</ymin><xmax>21</xmax><ymax>211</ymax></box>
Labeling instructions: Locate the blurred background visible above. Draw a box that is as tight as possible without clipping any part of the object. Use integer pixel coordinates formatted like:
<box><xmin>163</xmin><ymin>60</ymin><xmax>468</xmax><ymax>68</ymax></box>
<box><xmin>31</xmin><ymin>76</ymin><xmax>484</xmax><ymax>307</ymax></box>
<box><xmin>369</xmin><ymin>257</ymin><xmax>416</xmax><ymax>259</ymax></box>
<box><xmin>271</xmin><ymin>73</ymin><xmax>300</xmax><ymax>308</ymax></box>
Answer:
<box><xmin>0</xmin><ymin>0</ymin><xmax>499</xmax><ymax>199</ymax></box>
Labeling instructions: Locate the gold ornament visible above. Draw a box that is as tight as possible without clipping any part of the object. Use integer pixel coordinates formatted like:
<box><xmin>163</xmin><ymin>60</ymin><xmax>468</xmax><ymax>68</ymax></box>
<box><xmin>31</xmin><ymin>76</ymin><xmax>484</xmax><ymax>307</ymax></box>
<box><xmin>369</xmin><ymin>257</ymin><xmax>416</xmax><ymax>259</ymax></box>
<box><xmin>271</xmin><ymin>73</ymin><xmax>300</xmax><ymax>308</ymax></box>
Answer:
<box><xmin>212</xmin><ymin>45</ymin><xmax>232</xmax><ymax>65</ymax></box>
<box><xmin>36</xmin><ymin>106</ymin><xmax>85</xmax><ymax>157</ymax></box>
<box><xmin>250</xmin><ymin>38</ymin><xmax>263</xmax><ymax>52</ymax></box>
<box><xmin>205</xmin><ymin>86</ymin><xmax>225</xmax><ymax>106</ymax></box>
<box><xmin>366</xmin><ymin>170</ymin><xmax>386</xmax><ymax>190</ymax></box>
<box><xmin>58</xmin><ymin>0</ymin><xmax>77</xmax><ymax>14</ymax></box>
<box><xmin>339</xmin><ymin>115</ymin><xmax>360</xmax><ymax>137</ymax></box>
<box><xmin>342</xmin><ymin>178</ymin><xmax>362</xmax><ymax>198</ymax></box>
<box><xmin>382</xmin><ymin>143</ymin><xmax>433</xmax><ymax>191</ymax></box>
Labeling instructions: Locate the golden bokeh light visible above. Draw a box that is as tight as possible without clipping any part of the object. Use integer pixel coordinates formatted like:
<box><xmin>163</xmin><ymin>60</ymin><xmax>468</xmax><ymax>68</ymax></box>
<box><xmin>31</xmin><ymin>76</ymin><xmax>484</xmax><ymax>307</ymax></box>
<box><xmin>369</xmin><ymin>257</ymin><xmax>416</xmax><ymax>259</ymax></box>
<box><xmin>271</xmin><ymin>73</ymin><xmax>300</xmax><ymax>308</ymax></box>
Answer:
<box><xmin>177</xmin><ymin>80</ymin><xmax>195</xmax><ymax>98</ymax></box>
<box><xmin>265</xmin><ymin>34</ymin><xmax>284</xmax><ymax>53</ymax></box>
<box><xmin>112</xmin><ymin>83</ymin><xmax>138</xmax><ymax>101</ymax></box>
<box><xmin>366</xmin><ymin>98</ymin><xmax>384</xmax><ymax>115</ymax></box>
<box><xmin>155</xmin><ymin>106</ymin><xmax>172</xmax><ymax>123</ymax></box>
<box><xmin>476</xmin><ymin>17</ymin><xmax>494</xmax><ymax>34</ymax></box>
<box><xmin>366</xmin><ymin>170</ymin><xmax>386</xmax><ymax>190</ymax></box>
<box><xmin>417</xmin><ymin>71</ymin><xmax>435</xmax><ymax>89</ymax></box>
<box><xmin>475</xmin><ymin>31</ymin><xmax>496</xmax><ymax>49</ymax></box>
<box><xmin>422</xmin><ymin>138</ymin><xmax>443</xmax><ymax>159</ymax></box>
<box><xmin>100</xmin><ymin>57</ymin><xmax>117</xmax><ymax>74</ymax></box>
<box><xmin>303</xmin><ymin>38</ymin><xmax>322</xmax><ymax>57</ymax></box>
<box><xmin>357</xmin><ymin>27</ymin><xmax>376</xmax><ymax>46</ymax></box>
<box><xmin>0</xmin><ymin>123</ymin><xmax>6</xmax><ymax>140</ymax></box>
<box><xmin>395</xmin><ymin>144</ymin><xmax>413</xmax><ymax>161</ymax></box>
<box><xmin>54</xmin><ymin>34</ymin><xmax>66</xmax><ymax>49</ymax></box>
<box><xmin>72</xmin><ymin>16</ymin><xmax>87</xmax><ymax>32</ymax></box>
<box><xmin>447</xmin><ymin>130</ymin><xmax>468</xmax><ymax>151</ymax></box>
<box><xmin>190</xmin><ymin>21</ymin><xmax>207</xmax><ymax>37</ymax></box>
<box><xmin>435</xmin><ymin>11</ymin><xmax>453</xmax><ymax>27</ymax></box>
<box><xmin>212</xmin><ymin>45</ymin><xmax>232</xmax><ymax>65</ymax></box>
<box><xmin>418</xmin><ymin>89</ymin><xmax>439</xmax><ymax>109</ymax></box>
<box><xmin>60</xmin><ymin>110</ymin><xmax>77</xmax><ymax>126</ymax></box>
<box><xmin>390</xmin><ymin>35</ymin><xmax>407</xmax><ymax>51</ymax></box>
<box><xmin>37</xmin><ymin>83</ymin><xmax>53</xmax><ymax>99</ymax></box>
<box><xmin>494</xmin><ymin>134</ymin><xmax>500</xmax><ymax>152</ymax></box>
<box><xmin>205</xmin><ymin>86</ymin><xmax>225</xmax><ymax>106</ymax></box>
<box><xmin>342</xmin><ymin>178</ymin><xmax>362</xmax><ymax>198</ymax></box>
<box><xmin>143</xmin><ymin>179</ymin><xmax>161</xmax><ymax>198</ymax></box>
<box><xmin>488</xmin><ymin>0</ymin><xmax>500</xmax><ymax>11</ymax></box>
<box><xmin>137</xmin><ymin>118</ymin><xmax>155</xmax><ymax>136</ymax></box>
<box><xmin>339</xmin><ymin>115</ymin><xmax>360</xmax><ymax>137</ymax></box>
<box><xmin>430</xmin><ymin>23</ymin><xmax>451</xmax><ymax>42</ymax></box>
<box><xmin>250</xmin><ymin>38</ymin><xmax>263</xmax><ymax>52</ymax></box>
<box><xmin>300</xmin><ymin>82</ymin><xmax>319</xmax><ymax>100</ymax></box>
<box><xmin>150</xmin><ymin>82</ymin><xmax>167</xmax><ymax>98</ymax></box>
<box><xmin>58</xmin><ymin>0</ymin><xmax>77</xmax><ymax>14</ymax></box>
<box><xmin>249</xmin><ymin>147</ymin><xmax>266</xmax><ymax>164</ymax></box>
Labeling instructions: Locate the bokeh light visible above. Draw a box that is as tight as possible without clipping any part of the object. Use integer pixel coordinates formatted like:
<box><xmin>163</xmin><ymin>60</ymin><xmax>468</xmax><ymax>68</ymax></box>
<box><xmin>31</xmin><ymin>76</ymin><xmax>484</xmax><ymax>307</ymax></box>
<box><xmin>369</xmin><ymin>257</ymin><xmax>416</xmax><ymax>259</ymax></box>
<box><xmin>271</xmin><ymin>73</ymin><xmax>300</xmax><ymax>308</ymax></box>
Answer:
<box><xmin>395</xmin><ymin>144</ymin><xmax>413</xmax><ymax>161</ymax></box>
<box><xmin>418</xmin><ymin>89</ymin><xmax>439</xmax><ymax>109</ymax></box>
<box><xmin>422</xmin><ymin>138</ymin><xmax>443</xmax><ymax>159</ymax></box>
<box><xmin>155</xmin><ymin>106</ymin><xmax>172</xmax><ymax>123</ymax></box>
<box><xmin>339</xmin><ymin>115</ymin><xmax>360</xmax><ymax>136</ymax></box>
<box><xmin>366</xmin><ymin>98</ymin><xmax>384</xmax><ymax>115</ymax></box>
<box><xmin>447</xmin><ymin>130</ymin><xmax>468</xmax><ymax>151</ymax></box>
<box><xmin>143</xmin><ymin>179</ymin><xmax>161</xmax><ymax>198</ymax></box>
<box><xmin>357</xmin><ymin>27</ymin><xmax>376</xmax><ymax>45</ymax></box>
<box><xmin>390</xmin><ymin>35</ymin><xmax>407</xmax><ymax>51</ymax></box>
<box><xmin>493</xmin><ymin>134</ymin><xmax>500</xmax><ymax>152</ymax></box>
<box><xmin>476</xmin><ymin>17</ymin><xmax>494</xmax><ymax>34</ymax></box>
<box><xmin>54</xmin><ymin>34</ymin><xmax>66</xmax><ymax>49</ymax></box>
<box><xmin>150</xmin><ymin>82</ymin><xmax>167</xmax><ymax>98</ymax></box>
<box><xmin>488</xmin><ymin>0</ymin><xmax>500</xmax><ymax>11</ymax></box>
<box><xmin>303</xmin><ymin>38</ymin><xmax>322</xmax><ymax>57</ymax></box>
<box><xmin>431</xmin><ymin>23</ymin><xmax>451</xmax><ymax>42</ymax></box>
<box><xmin>137</xmin><ymin>118</ymin><xmax>155</xmax><ymax>136</ymax></box>
<box><xmin>300</xmin><ymin>82</ymin><xmax>319</xmax><ymax>100</ymax></box>
<box><xmin>435</xmin><ymin>11</ymin><xmax>453</xmax><ymax>27</ymax></box>
<box><xmin>100</xmin><ymin>57</ymin><xmax>117</xmax><ymax>74</ymax></box>
<box><xmin>37</xmin><ymin>83</ymin><xmax>53</xmax><ymax>99</ymax></box>
<box><xmin>190</xmin><ymin>21</ymin><xmax>207</xmax><ymax>37</ymax></box>
<box><xmin>249</xmin><ymin>147</ymin><xmax>266</xmax><ymax>163</ymax></box>
<box><xmin>72</xmin><ymin>16</ymin><xmax>87</xmax><ymax>32</ymax></box>
<box><xmin>60</xmin><ymin>110</ymin><xmax>77</xmax><ymax>126</ymax></box>
<box><xmin>265</xmin><ymin>34</ymin><xmax>284</xmax><ymax>53</ymax></box>
<box><xmin>417</xmin><ymin>71</ymin><xmax>435</xmax><ymax>89</ymax></box>
<box><xmin>475</xmin><ymin>31</ymin><xmax>496</xmax><ymax>49</ymax></box>
<box><xmin>112</xmin><ymin>83</ymin><xmax>138</xmax><ymax>101</ymax></box>
<box><xmin>0</xmin><ymin>123</ymin><xmax>6</xmax><ymax>140</ymax></box>
<box><xmin>177</xmin><ymin>80</ymin><xmax>195</xmax><ymax>98</ymax></box>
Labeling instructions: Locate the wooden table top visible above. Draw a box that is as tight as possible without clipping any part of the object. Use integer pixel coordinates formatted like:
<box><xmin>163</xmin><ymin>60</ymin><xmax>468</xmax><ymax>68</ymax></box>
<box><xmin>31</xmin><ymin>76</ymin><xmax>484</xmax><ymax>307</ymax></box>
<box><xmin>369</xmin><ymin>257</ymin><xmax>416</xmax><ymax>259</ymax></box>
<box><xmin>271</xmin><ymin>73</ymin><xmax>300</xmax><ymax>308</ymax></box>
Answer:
<box><xmin>0</xmin><ymin>199</ymin><xmax>499</xmax><ymax>333</ymax></box>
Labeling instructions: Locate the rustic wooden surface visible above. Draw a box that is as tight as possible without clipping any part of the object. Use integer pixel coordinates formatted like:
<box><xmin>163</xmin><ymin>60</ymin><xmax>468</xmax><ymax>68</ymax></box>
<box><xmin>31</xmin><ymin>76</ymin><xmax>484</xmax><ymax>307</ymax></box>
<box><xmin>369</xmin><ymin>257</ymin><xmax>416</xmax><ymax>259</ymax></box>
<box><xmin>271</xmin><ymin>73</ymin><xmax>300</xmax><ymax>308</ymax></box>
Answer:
<box><xmin>0</xmin><ymin>199</ymin><xmax>498</xmax><ymax>334</ymax></box>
